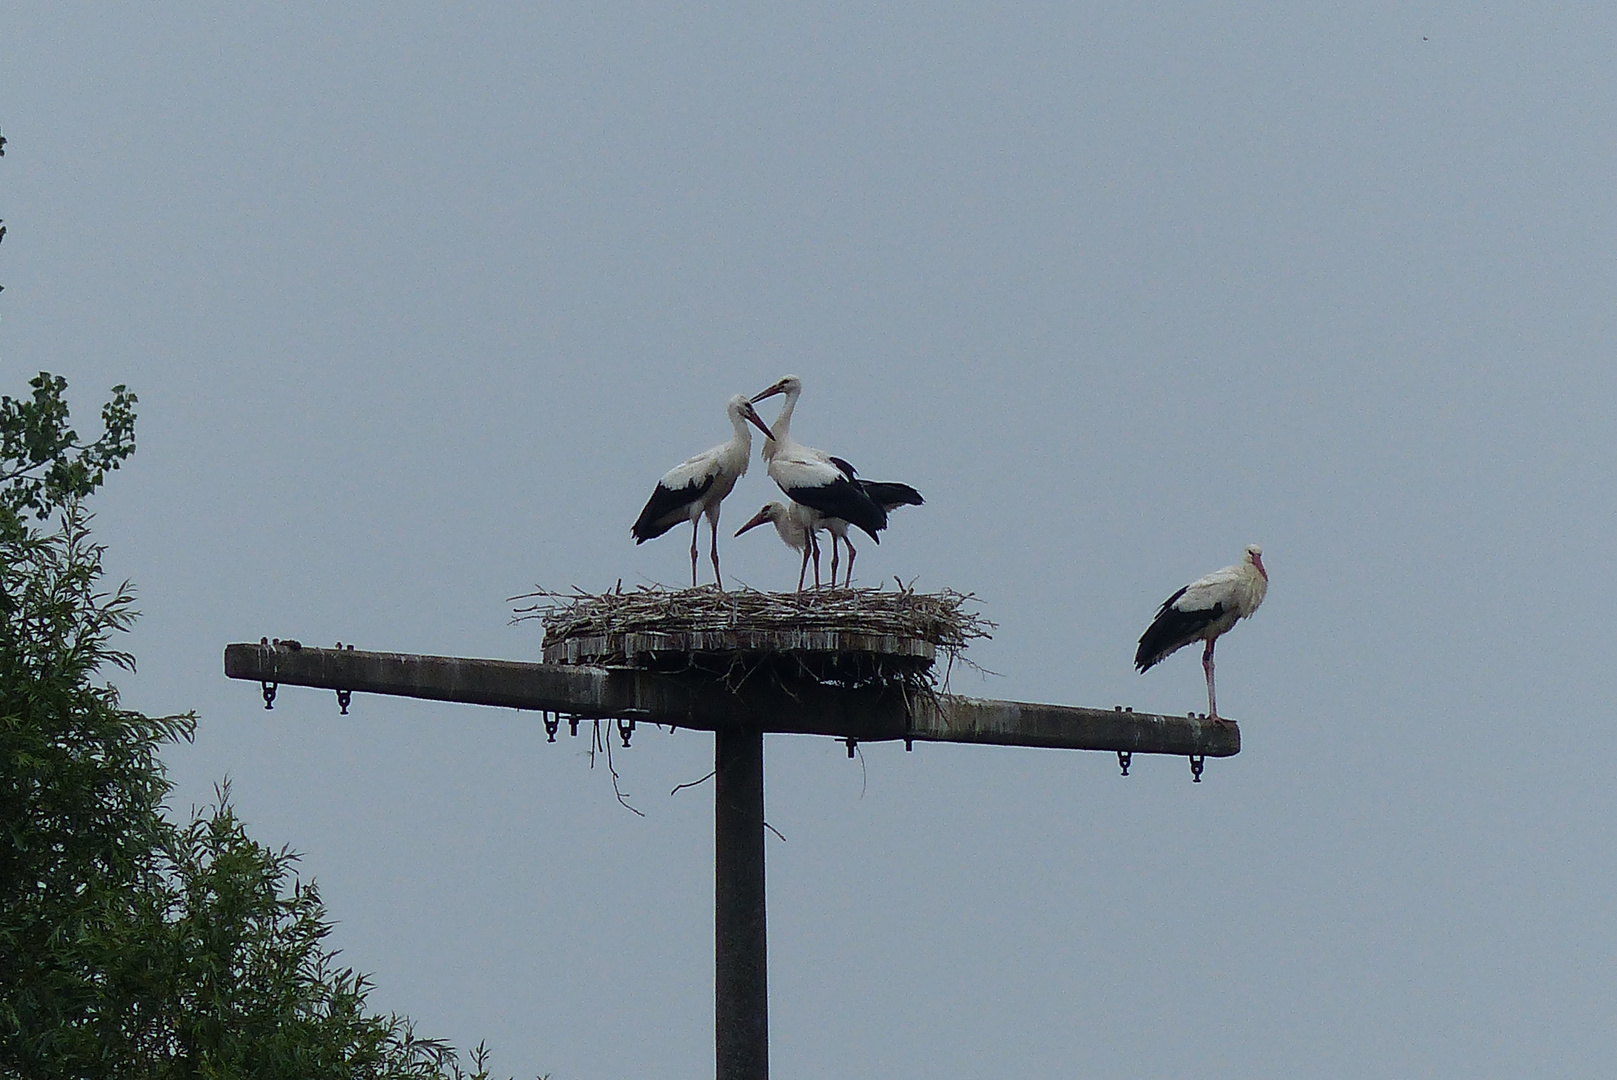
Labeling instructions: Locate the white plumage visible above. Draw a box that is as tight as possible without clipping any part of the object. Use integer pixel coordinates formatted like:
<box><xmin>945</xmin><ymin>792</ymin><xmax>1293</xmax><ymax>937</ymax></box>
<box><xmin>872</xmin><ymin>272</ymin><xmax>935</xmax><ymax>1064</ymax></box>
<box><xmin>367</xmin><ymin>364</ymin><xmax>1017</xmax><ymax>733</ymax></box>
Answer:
<box><xmin>734</xmin><ymin>500</ymin><xmax>824</xmax><ymax>591</ymax></box>
<box><xmin>631</xmin><ymin>393</ymin><xmax>774</xmax><ymax>589</ymax></box>
<box><xmin>750</xmin><ymin>376</ymin><xmax>889</xmax><ymax>546</ymax></box>
<box><xmin>1135</xmin><ymin>545</ymin><xmax>1269</xmax><ymax>720</ymax></box>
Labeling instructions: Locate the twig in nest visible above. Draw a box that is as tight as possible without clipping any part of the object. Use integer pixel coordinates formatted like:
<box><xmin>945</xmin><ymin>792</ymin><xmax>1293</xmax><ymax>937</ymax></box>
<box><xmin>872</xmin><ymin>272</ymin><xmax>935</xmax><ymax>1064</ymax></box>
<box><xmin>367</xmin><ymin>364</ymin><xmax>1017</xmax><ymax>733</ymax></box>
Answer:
<box><xmin>670</xmin><ymin>770</ymin><xmax>717</xmax><ymax>797</ymax></box>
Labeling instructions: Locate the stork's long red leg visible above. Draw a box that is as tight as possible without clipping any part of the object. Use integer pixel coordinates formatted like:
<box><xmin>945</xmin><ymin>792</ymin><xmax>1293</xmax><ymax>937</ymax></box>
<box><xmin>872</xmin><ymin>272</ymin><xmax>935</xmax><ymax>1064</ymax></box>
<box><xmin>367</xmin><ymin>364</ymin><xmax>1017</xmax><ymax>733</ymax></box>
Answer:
<box><xmin>690</xmin><ymin>518</ymin><xmax>700</xmax><ymax>588</ymax></box>
<box><xmin>797</xmin><ymin>544</ymin><xmax>810</xmax><ymax>592</ymax></box>
<box><xmin>1202</xmin><ymin>638</ymin><xmax>1218</xmax><ymax>720</ymax></box>
<box><xmin>809</xmin><ymin>532</ymin><xmax>822</xmax><ymax>588</ymax></box>
<box><xmin>843</xmin><ymin>537</ymin><xmax>857</xmax><ymax>587</ymax></box>
<box><xmin>829</xmin><ymin>535</ymin><xmax>840</xmax><ymax>589</ymax></box>
<box><xmin>709</xmin><ymin>514</ymin><xmax>723</xmax><ymax>591</ymax></box>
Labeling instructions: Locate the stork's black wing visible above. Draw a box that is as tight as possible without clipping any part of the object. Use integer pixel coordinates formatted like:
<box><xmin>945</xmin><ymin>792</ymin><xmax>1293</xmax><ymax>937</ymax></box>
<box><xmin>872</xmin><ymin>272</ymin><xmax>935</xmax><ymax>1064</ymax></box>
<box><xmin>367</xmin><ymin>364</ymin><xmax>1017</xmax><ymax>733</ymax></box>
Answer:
<box><xmin>859</xmin><ymin>481</ymin><xmax>924</xmax><ymax>510</ymax></box>
<box><xmin>783</xmin><ymin>477</ymin><xmax>887</xmax><ymax>542</ymax></box>
<box><xmin>1134</xmin><ymin>587</ymin><xmax>1225</xmax><ymax>671</ymax></box>
<box><xmin>632</xmin><ymin>475</ymin><xmax>714</xmax><ymax>543</ymax></box>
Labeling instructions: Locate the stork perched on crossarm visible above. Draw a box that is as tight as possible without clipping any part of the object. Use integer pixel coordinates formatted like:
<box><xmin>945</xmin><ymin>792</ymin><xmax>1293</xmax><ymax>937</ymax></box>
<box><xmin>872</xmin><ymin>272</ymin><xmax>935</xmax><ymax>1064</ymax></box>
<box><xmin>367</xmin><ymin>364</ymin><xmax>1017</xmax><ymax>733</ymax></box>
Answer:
<box><xmin>631</xmin><ymin>393</ymin><xmax>774</xmax><ymax>589</ymax></box>
<box><xmin>1135</xmin><ymin>545</ymin><xmax>1268</xmax><ymax>721</ymax></box>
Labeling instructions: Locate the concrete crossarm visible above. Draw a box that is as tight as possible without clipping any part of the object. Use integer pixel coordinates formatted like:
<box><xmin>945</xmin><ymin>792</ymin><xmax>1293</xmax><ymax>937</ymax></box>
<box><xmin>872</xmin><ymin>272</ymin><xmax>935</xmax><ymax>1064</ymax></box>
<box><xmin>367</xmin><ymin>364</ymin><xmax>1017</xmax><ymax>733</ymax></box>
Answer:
<box><xmin>223</xmin><ymin>643</ymin><xmax>1238</xmax><ymax>757</ymax></box>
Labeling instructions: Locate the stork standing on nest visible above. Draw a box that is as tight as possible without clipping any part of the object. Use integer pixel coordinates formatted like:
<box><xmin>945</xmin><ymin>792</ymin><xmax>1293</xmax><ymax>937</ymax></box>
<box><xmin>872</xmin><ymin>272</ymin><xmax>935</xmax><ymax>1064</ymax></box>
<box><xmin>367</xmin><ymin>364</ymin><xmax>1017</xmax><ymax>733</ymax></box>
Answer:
<box><xmin>1135</xmin><ymin>545</ymin><xmax>1268</xmax><ymax>721</ymax></box>
<box><xmin>735</xmin><ymin>500</ymin><xmax>824</xmax><ymax>591</ymax></box>
<box><xmin>738</xmin><ymin>486</ymin><xmax>925</xmax><ymax>590</ymax></box>
<box><xmin>749</xmin><ymin>375</ymin><xmax>895</xmax><ymax>569</ymax></box>
<box><xmin>631</xmin><ymin>393</ymin><xmax>775</xmax><ymax>589</ymax></box>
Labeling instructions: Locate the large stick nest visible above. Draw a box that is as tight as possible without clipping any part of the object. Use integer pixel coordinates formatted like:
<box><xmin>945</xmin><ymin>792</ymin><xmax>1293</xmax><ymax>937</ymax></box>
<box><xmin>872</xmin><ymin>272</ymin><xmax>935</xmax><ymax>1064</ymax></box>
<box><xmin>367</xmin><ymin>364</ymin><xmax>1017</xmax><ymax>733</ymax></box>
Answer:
<box><xmin>511</xmin><ymin>583</ymin><xmax>993</xmax><ymax>687</ymax></box>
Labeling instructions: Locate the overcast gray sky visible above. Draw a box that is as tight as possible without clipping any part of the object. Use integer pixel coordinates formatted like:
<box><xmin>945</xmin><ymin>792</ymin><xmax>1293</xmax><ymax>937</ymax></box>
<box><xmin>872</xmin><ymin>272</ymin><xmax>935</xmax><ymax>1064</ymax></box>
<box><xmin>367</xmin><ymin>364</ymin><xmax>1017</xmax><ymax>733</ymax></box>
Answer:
<box><xmin>5</xmin><ymin>3</ymin><xmax>1615</xmax><ymax>1076</ymax></box>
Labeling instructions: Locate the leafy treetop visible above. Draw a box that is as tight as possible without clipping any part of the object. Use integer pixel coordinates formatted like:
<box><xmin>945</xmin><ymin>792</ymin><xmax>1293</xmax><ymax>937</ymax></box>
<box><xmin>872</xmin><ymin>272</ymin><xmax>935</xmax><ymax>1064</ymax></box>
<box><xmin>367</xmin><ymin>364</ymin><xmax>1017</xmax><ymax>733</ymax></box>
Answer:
<box><xmin>0</xmin><ymin>372</ymin><xmax>137</xmax><ymax>540</ymax></box>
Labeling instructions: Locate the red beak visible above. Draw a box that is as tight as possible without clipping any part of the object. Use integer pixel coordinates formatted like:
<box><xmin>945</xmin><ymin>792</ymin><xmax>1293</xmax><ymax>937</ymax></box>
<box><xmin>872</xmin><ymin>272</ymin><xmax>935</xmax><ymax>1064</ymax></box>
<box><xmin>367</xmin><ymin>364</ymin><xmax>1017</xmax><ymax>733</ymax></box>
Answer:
<box><xmin>743</xmin><ymin>404</ymin><xmax>774</xmax><ymax>440</ymax></box>
<box><xmin>736</xmin><ymin>508</ymin><xmax>773</xmax><ymax>537</ymax></box>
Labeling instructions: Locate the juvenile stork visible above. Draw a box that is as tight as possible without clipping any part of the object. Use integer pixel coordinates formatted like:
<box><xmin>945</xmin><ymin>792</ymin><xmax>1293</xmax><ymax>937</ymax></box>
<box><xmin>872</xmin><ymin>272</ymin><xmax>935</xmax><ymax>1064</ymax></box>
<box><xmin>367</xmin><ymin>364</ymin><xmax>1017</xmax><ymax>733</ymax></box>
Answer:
<box><xmin>749</xmin><ymin>375</ymin><xmax>887</xmax><ymax>544</ymax></box>
<box><xmin>631</xmin><ymin>393</ymin><xmax>774</xmax><ymax>589</ymax></box>
<box><xmin>734</xmin><ymin>500</ymin><xmax>823</xmax><ymax>591</ymax></box>
<box><xmin>1135</xmin><ymin>545</ymin><xmax>1268</xmax><ymax>721</ymax></box>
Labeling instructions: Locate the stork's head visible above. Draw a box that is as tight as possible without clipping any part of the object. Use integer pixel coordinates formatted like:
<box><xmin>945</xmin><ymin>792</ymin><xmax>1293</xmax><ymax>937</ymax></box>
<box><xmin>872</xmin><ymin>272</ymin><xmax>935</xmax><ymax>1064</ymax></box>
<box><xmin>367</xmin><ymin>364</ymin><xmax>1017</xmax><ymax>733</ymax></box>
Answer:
<box><xmin>1245</xmin><ymin>544</ymin><xmax>1266</xmax><ymax>579</ymax></box>
<box><xmin>735</xmin><ymin>502</ymin><xmax>785</xmax><ymax>536</ymax></box>
<box><xmin>750</xmin><ymin>375</ymin><xmax>801</xmax><ymax>404</ymax></box>
<box><xmin>728</xmin><ymin>393</ymin><xmax>775</xmax><ymax>439</ymax></box>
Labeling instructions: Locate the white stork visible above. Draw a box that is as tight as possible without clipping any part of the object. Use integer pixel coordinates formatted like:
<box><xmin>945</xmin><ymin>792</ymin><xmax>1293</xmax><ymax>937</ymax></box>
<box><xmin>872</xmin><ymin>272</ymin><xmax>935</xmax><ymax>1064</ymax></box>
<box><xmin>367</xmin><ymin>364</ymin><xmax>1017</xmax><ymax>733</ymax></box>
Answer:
<box><xmin>749</xmin><ymin>375</ymin><xmax>888</xmax><ymax>546</ymax></box>
<box><xmin>734</xmin><ymin>500</ymin><xmax>823</xmax><ymax>591</ymax></box>
<box><xmin>739</xmin><ymin>481</ymin><xmax>924</xmax><ymax>592</ymax></box>
<box><xmin>631</xmin><ymin>393</ymin><xmax>774</xmax><ymax>589</ymax></box>
<box><xmin>1135</xmin><ymin>545</ymin><xmax>1268</xmax><ymax>721</ymax></box>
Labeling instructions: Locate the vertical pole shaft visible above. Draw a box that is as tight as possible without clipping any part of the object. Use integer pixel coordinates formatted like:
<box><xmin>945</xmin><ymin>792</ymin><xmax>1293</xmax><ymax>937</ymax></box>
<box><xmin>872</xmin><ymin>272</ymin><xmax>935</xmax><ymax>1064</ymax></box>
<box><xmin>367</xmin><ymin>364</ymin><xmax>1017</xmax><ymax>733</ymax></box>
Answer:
<box><xmin>715</xmin><ymin>726</ymin><xmax>768</xmax><ymax>1080</ymax></box>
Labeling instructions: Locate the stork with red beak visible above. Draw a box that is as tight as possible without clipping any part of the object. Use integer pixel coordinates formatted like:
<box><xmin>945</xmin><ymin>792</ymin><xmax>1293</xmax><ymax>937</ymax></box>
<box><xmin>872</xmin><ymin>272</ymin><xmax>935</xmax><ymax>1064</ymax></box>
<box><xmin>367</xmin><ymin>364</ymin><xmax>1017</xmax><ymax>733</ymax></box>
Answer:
<box><xmin>734</xmin><ymin>500</ymin><xmax>823</xmax><ymax>591</ymax></box>
<box><xmin>749</xmin><ymin>375</ymin><xmax>888</xmax><ymax>546</ymax></box>
<box><xmin>631</xmin><ymin>393</ymin><xmax>774</xmax><ymax>589</ymax></box>
<box><xmin>1135</xmin><ymin>545</ymin><xmax>1268</xmax><ymax>720</ymax></box>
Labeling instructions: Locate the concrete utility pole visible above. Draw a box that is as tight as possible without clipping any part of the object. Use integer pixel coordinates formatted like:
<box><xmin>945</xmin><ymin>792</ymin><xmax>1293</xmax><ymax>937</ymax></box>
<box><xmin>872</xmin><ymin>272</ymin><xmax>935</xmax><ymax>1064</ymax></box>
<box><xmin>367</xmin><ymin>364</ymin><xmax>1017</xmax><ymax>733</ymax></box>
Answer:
<box><xmin>225</xmin><ymin>643</ymin><xmax>1237</xmax><ymax>1080</ymax></box>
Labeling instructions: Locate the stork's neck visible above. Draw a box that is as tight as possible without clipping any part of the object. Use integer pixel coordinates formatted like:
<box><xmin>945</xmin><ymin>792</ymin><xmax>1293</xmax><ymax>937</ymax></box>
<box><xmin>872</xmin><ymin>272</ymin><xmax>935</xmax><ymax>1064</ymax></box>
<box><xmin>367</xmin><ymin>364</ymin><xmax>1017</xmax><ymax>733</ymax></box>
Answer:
<box><xmin>729</xmin><ymin>408</ymin><xmax>754</xmax><ymax>451</ymax></box>
<box><xmin>762</xmin><ymin>387</ymin><xmax>799</xmax><ymax>460</ymax></box>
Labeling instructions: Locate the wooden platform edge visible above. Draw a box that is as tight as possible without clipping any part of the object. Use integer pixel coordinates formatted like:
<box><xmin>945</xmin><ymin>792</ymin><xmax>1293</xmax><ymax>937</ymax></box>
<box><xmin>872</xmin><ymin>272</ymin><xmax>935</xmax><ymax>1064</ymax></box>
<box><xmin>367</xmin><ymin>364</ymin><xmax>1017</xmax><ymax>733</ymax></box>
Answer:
<box><xmin>542</xmin><ymin>629</ymin><xmax>935</xmax><ymax>665</ymax></box>
<box><xmin>223</xmin><ymin>643</ymin><xmax>1239</xmax><ymax>757</ymax></box>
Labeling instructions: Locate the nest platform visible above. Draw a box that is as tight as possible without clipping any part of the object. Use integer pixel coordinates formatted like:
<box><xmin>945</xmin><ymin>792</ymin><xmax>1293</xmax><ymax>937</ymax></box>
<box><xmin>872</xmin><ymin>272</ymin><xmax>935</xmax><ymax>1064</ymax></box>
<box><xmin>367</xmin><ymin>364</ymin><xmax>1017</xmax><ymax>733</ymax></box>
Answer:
<box><xmin>513</xmin><ymin>585</ymin><xmax>990</xmax><ymax>685</ymax></box>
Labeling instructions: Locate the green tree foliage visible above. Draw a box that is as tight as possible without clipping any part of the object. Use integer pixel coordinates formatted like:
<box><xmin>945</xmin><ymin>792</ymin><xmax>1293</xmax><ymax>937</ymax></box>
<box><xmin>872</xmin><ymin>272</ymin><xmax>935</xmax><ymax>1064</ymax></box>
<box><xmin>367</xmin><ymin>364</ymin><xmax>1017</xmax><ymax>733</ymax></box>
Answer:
<box><xmin>0</xmin><ymin>376</ymin><xmax>514</xmax><ymax>1078</ymax></box>
<box><xmin>0</xmin><ymin>372</ymin><xmax>136</xmax><ymax>543</ymax></box>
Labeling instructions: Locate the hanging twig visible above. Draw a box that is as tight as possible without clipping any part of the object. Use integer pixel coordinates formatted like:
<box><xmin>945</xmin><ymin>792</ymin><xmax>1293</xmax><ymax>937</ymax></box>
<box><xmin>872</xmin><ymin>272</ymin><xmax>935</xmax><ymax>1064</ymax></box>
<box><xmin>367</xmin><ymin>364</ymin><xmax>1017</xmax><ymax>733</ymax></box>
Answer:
<box><xmin>585</xmin><ymin>718</ymin><xmax>645</xmax><ymax>816</ymax></box>
<box><xmin>670</xmin><ymin>770</ymin><xmax>717</xmax><ymax>797</ymax></box>
<box><xmin>603</xmin><ymin>726</ymin><xmax>644</xmax><ymax>817</ymax></box>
